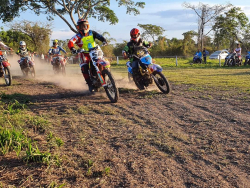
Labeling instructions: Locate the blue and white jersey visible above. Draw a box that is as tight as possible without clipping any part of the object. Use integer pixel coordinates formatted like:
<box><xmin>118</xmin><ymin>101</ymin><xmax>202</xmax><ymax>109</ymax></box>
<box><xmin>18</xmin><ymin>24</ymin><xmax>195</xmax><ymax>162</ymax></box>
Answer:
<box><xmin>48</xmin><ymin>46</ymin><xmax>66</xmax><ymax>55</ymax></box>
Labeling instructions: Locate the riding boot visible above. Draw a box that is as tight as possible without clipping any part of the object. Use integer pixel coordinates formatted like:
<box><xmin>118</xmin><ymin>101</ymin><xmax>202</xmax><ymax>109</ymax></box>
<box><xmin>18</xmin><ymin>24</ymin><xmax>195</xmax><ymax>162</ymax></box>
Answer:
<box><xmin>85</xmin><ymin>78</ymin><xmax>94</xmax><ymax>92</ymax></box>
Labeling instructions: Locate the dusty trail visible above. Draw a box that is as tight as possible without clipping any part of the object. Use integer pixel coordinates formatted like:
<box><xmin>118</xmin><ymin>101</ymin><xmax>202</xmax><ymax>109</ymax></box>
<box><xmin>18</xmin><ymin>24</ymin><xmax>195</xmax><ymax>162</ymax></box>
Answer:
<box><xmin>0</xmin><ymin>56</ymin><xmax>250</xmax><ymax>187</ymax></box>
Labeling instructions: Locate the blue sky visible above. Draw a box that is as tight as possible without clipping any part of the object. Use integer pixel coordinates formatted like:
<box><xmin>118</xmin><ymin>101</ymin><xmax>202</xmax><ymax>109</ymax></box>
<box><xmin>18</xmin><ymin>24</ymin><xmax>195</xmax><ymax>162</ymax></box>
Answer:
<box><xmin>1</xmin><ymin>0</ymin><xmax>250</xmax><ymax>43</ymax></box>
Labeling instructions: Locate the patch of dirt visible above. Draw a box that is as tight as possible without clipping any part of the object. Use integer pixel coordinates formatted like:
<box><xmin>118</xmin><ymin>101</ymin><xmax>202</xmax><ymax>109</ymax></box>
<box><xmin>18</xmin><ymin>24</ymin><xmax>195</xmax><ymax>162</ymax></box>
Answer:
<box><xmin>0</xmin><ymin>59</ymin><xmax>250</xmax><ymax>187</ymax></box>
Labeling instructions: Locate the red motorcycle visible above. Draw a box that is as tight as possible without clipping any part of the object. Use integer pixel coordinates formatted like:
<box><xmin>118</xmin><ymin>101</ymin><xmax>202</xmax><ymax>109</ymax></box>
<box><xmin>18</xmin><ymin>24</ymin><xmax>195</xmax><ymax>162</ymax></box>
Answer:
<box><xmin>51</xmin><ymin>54</ymin><xmax>67</xmax><ymax>75</ymax></box>
<box><xmin>0</xmin><ymin>51</ymin><xmax>12</xmax><ymax>86</ymax></box>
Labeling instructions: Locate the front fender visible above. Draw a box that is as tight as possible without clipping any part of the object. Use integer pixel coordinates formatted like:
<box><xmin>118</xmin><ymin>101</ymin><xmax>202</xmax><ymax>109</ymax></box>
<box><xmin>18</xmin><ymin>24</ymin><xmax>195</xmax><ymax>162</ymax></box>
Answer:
<box><xmin>97</xmin><ymin>58</ymin><xmax>110</xmax><ymax>68</ymax></box>
<box><xmin>2</xmin><ymin>60</ymin><xmax>10</xmax><ymax>67</ymax></box>
<box><xmin>149</xmin><ymin>64</ymin><xmax>163</xmax><ymax>73</ymax></box>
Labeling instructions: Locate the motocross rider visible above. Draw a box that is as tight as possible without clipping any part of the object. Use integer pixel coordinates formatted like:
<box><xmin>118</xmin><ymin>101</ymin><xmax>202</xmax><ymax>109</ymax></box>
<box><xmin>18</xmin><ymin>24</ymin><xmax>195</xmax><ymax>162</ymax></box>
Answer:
<box><xmin>48</xmin><ymin>39</ymin><xmax>67</xmax><ymax>67</ymax></box>
<box><xmin>16</xmin><ymin>41</ymin><xmax>34</xmax><ymax>68</ymax></box>
<box><xmin>0</xmin><ymin>40</ymin><xmax>12</xmax><ymax>55</ymax></box>
<box><xmin>68</xmin><ymin>19</ymin><xmax>108</xmax><ymax>92</ymax></box>
<box><xmin>0</xmin><ymin>39</ymin><xmax>13</xmax><ymax>76</ymax></box>
<box><xmin>122</xmin><ymin>28</ymin><xmax>152</xmax><ymax>79</ymax></box>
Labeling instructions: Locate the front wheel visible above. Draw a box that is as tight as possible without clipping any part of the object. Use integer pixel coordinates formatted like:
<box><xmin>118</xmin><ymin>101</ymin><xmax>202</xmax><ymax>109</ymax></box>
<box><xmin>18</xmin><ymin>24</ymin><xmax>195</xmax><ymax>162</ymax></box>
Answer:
<box><xmin>30</xmin><ymin>66</ymin><xmax>36</xmax><ymax>78</ymax></box>
<box><xmin>4</xmin><ymin>66</ymin><xmax>12</xmax><ymax>86</ymax></box>
<box><xmin>152</xmin><ymin>71</ymin><xmax>171</xmax><ymax>94</ymax></box>
<box><xmin>103</xmin><ymin>69</ymin><xmax>119</xmax><ymax>103</ymax></box>
<box><xmin>61</xmin><ymin>64</ymin><xmax>66</xmax><ymax>76</ymax></box>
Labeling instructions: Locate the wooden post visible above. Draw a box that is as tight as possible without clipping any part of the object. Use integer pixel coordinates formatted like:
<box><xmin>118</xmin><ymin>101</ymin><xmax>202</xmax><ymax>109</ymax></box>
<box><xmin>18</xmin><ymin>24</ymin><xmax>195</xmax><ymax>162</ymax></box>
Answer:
<box><xmin>176</xmin><ymin>56</ymin><xmax>178</xmax><ymax>66</ymax></box>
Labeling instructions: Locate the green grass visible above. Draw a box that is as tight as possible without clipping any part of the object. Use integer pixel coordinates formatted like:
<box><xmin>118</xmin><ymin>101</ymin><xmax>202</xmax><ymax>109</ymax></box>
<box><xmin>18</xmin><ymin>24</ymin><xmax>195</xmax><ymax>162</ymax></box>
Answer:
<box><xmin>109</xmin><ymin>57</ymin><xmax>250</xmax><ymax>92</ymax></box>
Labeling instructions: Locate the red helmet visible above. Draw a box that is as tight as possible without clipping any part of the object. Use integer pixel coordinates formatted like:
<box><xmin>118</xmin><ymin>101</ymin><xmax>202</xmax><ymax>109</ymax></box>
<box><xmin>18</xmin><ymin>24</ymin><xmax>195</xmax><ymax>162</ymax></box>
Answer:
<box><xmin>76</xmin><ymin>19</ymin><xmax>90</xmax><ymax>33</ymax></box>
<box><xmin>130</xmin><ymin>28</ymin><xmax>140</xmax><ymax>42</ymax></box>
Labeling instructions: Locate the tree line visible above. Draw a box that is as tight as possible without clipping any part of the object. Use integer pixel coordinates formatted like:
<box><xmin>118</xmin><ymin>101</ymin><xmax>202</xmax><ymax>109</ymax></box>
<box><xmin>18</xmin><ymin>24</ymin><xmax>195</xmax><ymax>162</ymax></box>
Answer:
<box><xmin>1</xmin><ymin>1</ymin><xmax>250</xmax><ymax>58</ymax></box>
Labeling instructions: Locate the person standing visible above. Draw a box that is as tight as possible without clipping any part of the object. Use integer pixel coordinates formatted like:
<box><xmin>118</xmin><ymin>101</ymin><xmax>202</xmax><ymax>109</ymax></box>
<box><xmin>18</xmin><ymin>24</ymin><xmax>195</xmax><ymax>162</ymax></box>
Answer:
<box><xmin>202</xmin><ymin>48</ymin><xmax>209</xmax><ymax>64</ymax></box>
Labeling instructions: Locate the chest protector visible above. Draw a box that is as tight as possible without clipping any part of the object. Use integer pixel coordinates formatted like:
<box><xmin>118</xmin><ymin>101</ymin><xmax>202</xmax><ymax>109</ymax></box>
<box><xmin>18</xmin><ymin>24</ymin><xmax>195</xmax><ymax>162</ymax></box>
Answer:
<box><xmin>81</xmin><ymin>31</ymin><xmax>97</xmax><ymax>52</ymax></box>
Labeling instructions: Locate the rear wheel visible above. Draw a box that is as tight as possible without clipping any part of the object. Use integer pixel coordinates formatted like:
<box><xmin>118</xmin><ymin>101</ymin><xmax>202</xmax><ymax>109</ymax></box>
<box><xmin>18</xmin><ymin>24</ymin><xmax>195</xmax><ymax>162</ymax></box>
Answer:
<box><xmin>103</xmin><ymin>69</ymin><xmax>119</xmax><ymax>103</ymax></box>
<box><xmin>223</xmin><ymin>59</ymin><xmax>228</xmax><ymax>66</ymax></box>
<box><xmin>128</xmin><ymin>72</ymin><xmax>133</xmax><ymax>83</ymax></box>
<box><xmin>228</xmin><ymin>59</ymin><xmax>233</xmax><ymax>66</ymax></box>
<box><xmin>152</xmin><ymin>71</ymin><xmax>171</xmax><ymax>94</ymax></box>
<box><xmin>4</xmin><ymin>66</ymin><xmax>12</xmax><ymax>86</ymax></box>
<box><xmin>133</xmin><ymin>74</ymin><xmax>145</xmax><ymax>90</ymax></box>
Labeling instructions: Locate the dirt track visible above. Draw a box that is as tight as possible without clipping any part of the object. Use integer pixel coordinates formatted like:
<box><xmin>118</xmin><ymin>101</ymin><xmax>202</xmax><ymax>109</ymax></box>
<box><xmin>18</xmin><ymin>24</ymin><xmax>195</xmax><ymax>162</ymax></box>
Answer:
<box><xmin>0</xmin><ymin>58</ymin><xmax>250</xmax><ymax>187</ymax></box>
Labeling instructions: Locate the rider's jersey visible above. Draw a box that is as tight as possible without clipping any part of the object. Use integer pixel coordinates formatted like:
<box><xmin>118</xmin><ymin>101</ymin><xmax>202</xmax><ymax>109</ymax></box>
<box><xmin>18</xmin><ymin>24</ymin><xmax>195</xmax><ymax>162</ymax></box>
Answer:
<box><xmin>48</xmin><ymin>46</ymin><xmax>66</xmax><ymax>55</ymax></box>
<box><xmin>123</xmin><ymin>38</ymin><xmax>150</xmax><ymax>62</ymax></box>
<box><xmin>235</xmin><ymin>47</ymin><xmax>241</xmax><ymax>56</ymax></box>
<box><xmin>68</xmin><ymin>30</ymin><xmax>107</xmax><ymax>52</ymax></box>
<box><xmin>16</xmin><ymin>47</ymin><xmax>31</xmax><ymax>57</ymax></box>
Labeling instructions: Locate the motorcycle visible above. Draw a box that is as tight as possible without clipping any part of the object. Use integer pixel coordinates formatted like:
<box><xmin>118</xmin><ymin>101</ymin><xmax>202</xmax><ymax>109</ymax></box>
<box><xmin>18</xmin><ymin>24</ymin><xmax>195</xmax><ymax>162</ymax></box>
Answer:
<box><xmin>224</xmin><ymin>52</ymin><xmax>241</xmax><ymax>66</ymax></box>
<box><xmin>244</xmin><ymin>51</ymin><xmax>250</xmax><ymax>66</ymax></box>
<box><xmin>192</xmin><ymin>55</ymin><xmax>202</xmax><ymax>64</ymax></box>
<box><xmin>18</xmin><ymin>52</ymin><xmax>35</xmax><ymax>77</ymax></box>
<box><xmin>51</xmin><ymin>54</ymin><xmax>67</xmax><ymax>75</ymax></box>
<box><xmin>127</xmin><ymin>46</ymin><xmax>171</xmax><ymax>94</ymax></box>
<box><xmin>76</xmin><ymin>44</ymin><xmax>119</xmax><ymax>103</ymax></box>
<box><xmin>0</xmin><ymin>51</ymin><xmax>12</xmax><ymax>86</ymax></box>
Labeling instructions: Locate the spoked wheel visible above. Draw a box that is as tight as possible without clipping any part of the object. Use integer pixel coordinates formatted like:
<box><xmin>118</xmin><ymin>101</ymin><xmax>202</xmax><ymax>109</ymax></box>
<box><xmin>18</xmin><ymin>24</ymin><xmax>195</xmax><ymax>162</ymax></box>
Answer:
<box><xmin>228</xmin><ymin>59</ymin><xmax>233</xmax><ymax>67</ymax></box>
<box><xmin>102</xmin><ymin>69</ymin><xmax>119</xmax><ymax>103</ymax></box>
<box><xmin>128</xmin><ymin>72</ymin><xmax>133</xmax><ymax>83</ymax></box>
<box><xmin>30</xmin><ymin>66</ymin><xmax>36</xmax><ymax>78</ymax></box>
<box><xmin>152</xmin><ymin>71</ymin><xmax>171</xmax><ymax>94</ymax></box>
<box><xmin>22</xmin><ymin>68</ymin><xmax>28</xmax><ymax>77</ymax></box>
<box><xmin>4</xmin><ymin>66</ymin><xmax>12</xmax><ymax>86</ymax></box>
<box><xmin>224</xmin><ymin>60</ymin><xmax>228</xmax><ymax>66</ymax></box>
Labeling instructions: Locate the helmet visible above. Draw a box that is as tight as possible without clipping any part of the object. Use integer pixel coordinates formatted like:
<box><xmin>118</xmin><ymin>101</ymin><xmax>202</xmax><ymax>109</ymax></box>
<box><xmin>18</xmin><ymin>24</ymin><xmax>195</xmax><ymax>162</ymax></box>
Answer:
<box><xmin>53</xmin><ymin>39</ymin><xmax>58</xmax><ymax>46</ymax></box>
<box><xmin>130</xmin><ymin>28</ymin><xmax>140</xmax><ymax>42</ymax></box>
<box><xmin>77</xmin><ymin>18</ymin><xmax>90</xmax><ymax>34</ymax></box>
<box><xmin>19</xmin><ymin>41</ymin><xmax>26</xmax><ymax>50</ymax></box>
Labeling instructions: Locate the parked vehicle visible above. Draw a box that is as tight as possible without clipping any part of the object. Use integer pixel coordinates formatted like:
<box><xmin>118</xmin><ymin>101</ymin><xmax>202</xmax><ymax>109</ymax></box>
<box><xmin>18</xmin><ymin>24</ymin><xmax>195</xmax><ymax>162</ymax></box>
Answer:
<box><xmin>77</xmin><ymin>44</ymin><xmax>119</xmax><ymax>103</ymax></box>
<box><xmin>224</xmin><ymin>52</ymin><xmax>242</xmax><ymax>66</ymax></box>
<box><xmin>0</xmin><ymin>52</ymin><xmax>12</xmax><ymax>86</ymax></box>
<box><xmin>127</xmin><ymin>46</ymin><xmax>171</xmax><ymax>94</ymax></box>
<box><xmin>244</xmin><ymin>51</ymin><xmax>250</xmax><ymax>66</ymax></box>
<box><xmin>193</xmin><ymin>55</ymin><xmax>202</xmax><ymax>64</ymax></box>
<box><xmin>209</xmin><ymin>50</ymin><xmax>229</xmax><ymax>60</ymax></box>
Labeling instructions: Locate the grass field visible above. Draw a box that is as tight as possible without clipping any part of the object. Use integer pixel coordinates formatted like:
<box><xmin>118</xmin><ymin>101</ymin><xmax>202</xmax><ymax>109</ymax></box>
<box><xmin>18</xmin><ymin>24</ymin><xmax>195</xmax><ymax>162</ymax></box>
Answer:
<box><xmin>108</xmin><ymin>57</ymin><xmax>250</xmax><ymax>92</ymax></box>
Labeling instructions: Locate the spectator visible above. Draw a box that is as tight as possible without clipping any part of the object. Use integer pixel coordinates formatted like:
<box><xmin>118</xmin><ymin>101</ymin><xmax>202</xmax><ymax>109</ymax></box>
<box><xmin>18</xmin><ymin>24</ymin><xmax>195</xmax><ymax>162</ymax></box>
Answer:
<box><xmin>41</xmin><ymin>53</ymin><xmax>44</xmax><ymax>61</ymax></box>
<box><xmin>202</xmin><ymin>48</ymin><xmax>209</xmax><ymax>64</ymax></box>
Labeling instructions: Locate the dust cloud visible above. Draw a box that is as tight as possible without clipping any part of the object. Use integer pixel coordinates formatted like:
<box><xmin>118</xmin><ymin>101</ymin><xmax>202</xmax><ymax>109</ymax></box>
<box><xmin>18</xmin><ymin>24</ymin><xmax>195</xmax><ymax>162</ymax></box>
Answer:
<box><xmin>7</xmin><ymin>54</ymin><xmax>157</xmax><ymax>92</ymax></box>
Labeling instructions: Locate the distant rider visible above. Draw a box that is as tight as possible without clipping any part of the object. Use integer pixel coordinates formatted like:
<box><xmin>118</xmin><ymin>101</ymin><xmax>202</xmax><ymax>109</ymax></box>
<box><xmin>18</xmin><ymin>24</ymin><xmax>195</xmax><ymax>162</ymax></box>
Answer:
<box><xmin>122</xmin><ymin>28</ymin><xmax>152</xmax><ymax>79</ymax></box>
<box><xmin>68</xmin><ymin>19</ymin><xmax>107</xmax><ymax>92</ymax></box>
<box><xmin>48</xmin><ymin>39</ymin><xmax>67</xmax><ymax>67</ymax></box>
<box><xmin>16</xmin><ymin>41</ymin><xmax>34</xmax><ymax>68</ymax></box>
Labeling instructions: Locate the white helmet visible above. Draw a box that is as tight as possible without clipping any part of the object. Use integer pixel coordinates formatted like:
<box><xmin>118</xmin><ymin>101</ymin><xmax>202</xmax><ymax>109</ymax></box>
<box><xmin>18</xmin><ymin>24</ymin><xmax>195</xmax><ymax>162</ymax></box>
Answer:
<box><xmin>19</xmin><ymin>41</ymin><xmax>26</xmax><ymax>50</ymax></box>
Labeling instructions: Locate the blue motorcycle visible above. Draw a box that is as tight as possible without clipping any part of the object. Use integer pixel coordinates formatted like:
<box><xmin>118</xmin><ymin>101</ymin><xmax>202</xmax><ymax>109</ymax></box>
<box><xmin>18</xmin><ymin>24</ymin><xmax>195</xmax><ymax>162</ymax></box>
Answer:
<box><xmin>192</xmin><ymin>55</ymin><xmax>202</xmax><ymax>64</ymax></box>
<box><xmin>126</xmin><ymin>46</ymin><xmax>170</xmax><ymax>94</ymax></box>
<box><xmin>244</xmin><ymin>51</ymin><xmax>250</xmax><ymax>66</ymax></box>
